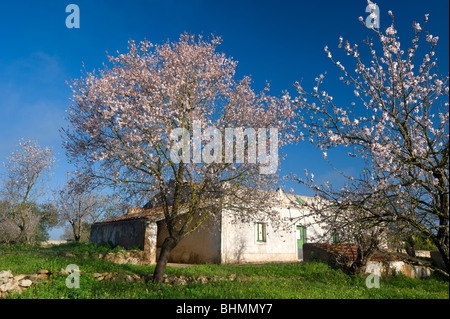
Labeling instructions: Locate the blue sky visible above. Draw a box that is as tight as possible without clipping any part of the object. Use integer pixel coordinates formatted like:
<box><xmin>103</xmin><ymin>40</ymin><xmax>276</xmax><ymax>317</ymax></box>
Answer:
<box><xmin>0</xmin><ymin>0</ymin><xmax>448</xmax><ymax>239</ymax></box>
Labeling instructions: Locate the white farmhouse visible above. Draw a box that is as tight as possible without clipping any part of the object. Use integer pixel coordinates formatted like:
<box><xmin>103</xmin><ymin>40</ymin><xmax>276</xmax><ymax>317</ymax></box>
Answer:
<box><xmin>90</xmin><ymin>188</ymin><xmax>328</xmax><ymax>264</ymax></box>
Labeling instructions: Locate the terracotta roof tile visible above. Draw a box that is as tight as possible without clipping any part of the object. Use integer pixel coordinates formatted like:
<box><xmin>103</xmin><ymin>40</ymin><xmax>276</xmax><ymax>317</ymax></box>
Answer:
<box><xmin>94</xmin><ymin>206</ymin><xmax>165</xmax><ymax>224</ymax></box>
<box><xmin>94</xmin><ymin>203</ymin><xmax>193</xmax><ymax>225</ymax></box>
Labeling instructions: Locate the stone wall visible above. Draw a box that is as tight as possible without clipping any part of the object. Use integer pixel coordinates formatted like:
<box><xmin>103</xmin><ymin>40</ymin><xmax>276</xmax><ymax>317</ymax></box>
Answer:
<box><xmin>90</xmin><ymin>219</ymin><xmax>147</xmax><ymax>250</ymax></box>
<box><xmin>365</xmin><ymin>261</ymin><xmax>433</xmax><ymax>278</ymax></box>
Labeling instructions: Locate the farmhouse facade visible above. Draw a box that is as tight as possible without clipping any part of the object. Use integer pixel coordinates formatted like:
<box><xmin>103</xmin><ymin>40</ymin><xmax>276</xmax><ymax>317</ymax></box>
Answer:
<box><xmin>90</xmin><ymin>189</ymin><xmax>328</xmax><ymax>264</ymax></box>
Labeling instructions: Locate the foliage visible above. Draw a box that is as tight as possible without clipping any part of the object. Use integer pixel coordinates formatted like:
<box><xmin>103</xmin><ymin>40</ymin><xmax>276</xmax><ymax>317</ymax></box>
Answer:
<box><xmin>0</xmin><ymin>139</ymin><xmax>56</xmax><ymax>244</ymax></box>
<box><xmin>294</xmin><ymin>4</ymin><xmax>449</xmax><ymax>274</ymax></box>
<box><xmin>53</xmin><ymin>173</ymin><xmax>115</xmax><ymax>242</ymax></box>
<box><xmin>0</xmin><ymin>200</ymin><xmax>58</xmax><ymax>245</ymax></box>
<box><xmin>414</xmin><ymin>233</ymin><xmax>439</xmax><ymax>251</ymax></box>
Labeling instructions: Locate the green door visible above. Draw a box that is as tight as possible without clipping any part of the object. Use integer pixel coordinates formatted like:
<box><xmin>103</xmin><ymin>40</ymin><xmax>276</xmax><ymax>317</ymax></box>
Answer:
<box><xmin>296</xmin><ymin>226</ymin><xmax>306</xmax><ymax>259</ymax></box>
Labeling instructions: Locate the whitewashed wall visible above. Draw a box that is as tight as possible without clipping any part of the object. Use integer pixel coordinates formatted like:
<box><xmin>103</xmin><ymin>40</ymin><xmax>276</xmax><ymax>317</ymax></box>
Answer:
<box><xmin>220</xmin><ymin>204</ymin><xmax>327</xmax><ymax>264</ymax></box>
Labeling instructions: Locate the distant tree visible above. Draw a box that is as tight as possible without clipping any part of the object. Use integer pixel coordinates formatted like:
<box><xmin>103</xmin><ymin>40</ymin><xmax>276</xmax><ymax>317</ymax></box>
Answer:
<box><xmin>0</xmin><ymin>139</ymin><xmax>55</xmax><ymax>244</ymax></box>
<box><xmin>0</xmin><ymin>200</ymin><xmax>16</xmax><ymax>244</ymax></box>
<box><xmin>39</xmin><ymin>203</ymin><xmax>59</xmax><ymax>242</ymax></box>
<box><xmin>53</xmin><ymin>173</ymin><xmax>110</xmax><ymax>242</ymax></box>
<box><xmin>62</xmin><ymin>34</ymin><xmax>297</xmax><ymax>283</ymax></box>
<box><xmin>294</xmin><ymin>9</ymin><xmax>449</xmax><ymax>274</ymax></box>
<box><xmin>60</xmin><ymin>221</ymin><xmax>92</xmax><ymax>242</ymax></box>
<box><xmin>0</xmin><ymin>200</ymin><xmax>58</xmax><ymax>245</ymax></box>
<box><xmin>25</xmin><ymin>203</ymin><xmax>59</xmax><ymax>244</ymax></box>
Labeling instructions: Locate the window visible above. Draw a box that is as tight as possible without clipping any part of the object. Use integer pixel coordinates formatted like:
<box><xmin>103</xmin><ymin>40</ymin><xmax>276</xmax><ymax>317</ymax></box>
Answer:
<box><xmin>256</xmin><ymin>222</ymin><xmax>267</xmax><ymax>242</ymax></box>
<box><xmin>332</xmin><ymin>229</ymin><xmax>340</xmax><ymax>243</ymax></box>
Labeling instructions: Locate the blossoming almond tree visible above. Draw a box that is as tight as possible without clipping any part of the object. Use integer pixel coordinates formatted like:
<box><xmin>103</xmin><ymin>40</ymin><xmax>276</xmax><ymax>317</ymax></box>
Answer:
<box><xmin>294</xmin><ymin>10</ymin><xmax>449</xmax><ymax>274</ymax></box>
<box><xmin>62</xmin><ymin>34</ymin><xmax>296</xmax><ymax>283</ymax></box>
<box><xmin>53</xmin><ymin>173</ymin><xmax>111</xmax><ymax>242</ymax></box>
<box><xmin>0</xmin><ymin>139</ymin><xmax>56</xmax><ymax>244</ymax></box>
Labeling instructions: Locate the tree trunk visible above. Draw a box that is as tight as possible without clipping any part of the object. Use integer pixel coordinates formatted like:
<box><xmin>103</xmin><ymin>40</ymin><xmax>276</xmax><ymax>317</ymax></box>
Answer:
<box><xmin>435</xmin><ymin>213</ymin><xmax>449</xmax><ymax>275</ymax></box>
<box><xmin>405</xmin><ymin>235</ymin><xmax>416</xmax><ymax>258</ymax></box>
<box><xmin>13</xmin><ymin>224</ymin><xmax>26</xmax><ymax>245</ymax></box>
<box><xmin>436</xmin><ymin>234</ymin><xmax>449</xmax><ymax>275</ymax></box>
<box><xmin>72</xmin><ymin>220</ymin><xmax>82</xmax><ymax>242</ymax></box>
<box><xmin>153</xmin><ymin>236</ymin><xmax>179</xmax><ymax>283</ymax></box>
<box><xmin>349</xmin><ymin>246</ymin><xmax>375</xmax><ymax>275</ymax></box>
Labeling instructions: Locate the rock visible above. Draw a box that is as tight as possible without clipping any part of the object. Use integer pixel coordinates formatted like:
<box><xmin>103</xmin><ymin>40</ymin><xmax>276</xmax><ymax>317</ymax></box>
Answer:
<box><xmin>0</xmin><ymin>270</ymin><xmax>13</xmax><ymax>278</ymax></box>
<box><xmin>123</xmin><ymin>274</ymin><xmax>142</xmax><ymax>282</ymax></box>
<box><xmin>227</xmin><ymin>274</ymin><xmax>236</xmax><ymax>281</ymax></box>
<box><xmin>197</xmin><ymin>276</ymin><xmax>208</xmax><ymax>284</ymax></box>
<box><xmin>14</xmin><ymin>274</ymin><xmax>27</xmax><ymax>281</ymax></box>
<box><xmin>93</xmin><ymin>273</ymin><xmax>105</xmax><ymax>281</ymax></box>
<box><xmin>103</xmin><ymin>253</ymin><xmax>114</xmax><ymax>261</ymax></box>
<box><xmin>0</xmin><ymin>270</ymin><xmax>13</xmax><ymax>284</ymax></box>
<box><xmin>28</xmin><ymin>273</ymin><xmax>48</xmax><ymax>281</ymax></box>
<box><xmin>172</xmin><ymin>278</ymin><xmax>186</xmax><ymax>285</ymax></box>
<box><xmin>59</xmin><ymin>268</ymin><xmax>70</xmax><ymax>275</ymax></box>
<box><xmin>0</xmin><ymin>279</ymin><xmax>19</xmax><ymax>292</ymax></box>
<box><xmin>125</xmin><ymin>257</ymin><xmax>140</xmax><ymax>265</ymax></box>
<box><xmin>209</xmin><ymin>275</ymin><xmax>219</xmax><ymax>282</ymax></box>
<box><xmin>104</xmin><ymin>253</ymin><xmax>127</xmax><ymax>264</ymax></box>
<box><xmin>104</xmin><ymin>273</ymin><xmax>115</xmax><ymax>281</ymax></box>
<box><xmin>19</xmin><ymin>279</ymin><xmax>33</xmax><ymax>287</ymax></box>
<box><xmin>177</xmin><ymin>277</ymin><xmax>187</xmax><ymax>285</ymax></box>
<box><xmin>132</xmin><ymin>274</ymin><xmax>142</xmax><ymax>282</ymax></box>
<box><xmin>111</xmin><ymin>273</ymin><xmax>135</xmax><ymax>282</ymax></box>
<box><xmin>100</xmin><ymin>251</ymin><xmax>145</xmax><ymax>265</ymax></box>
<box><xmin>37</xmin><ymin>269</ymin><xmax>50</xmax><ymax>275</ymax></box>
<box><xmin>122</xmin><ymin>274</ymin><xmax>143</xmax><ymax>282</ymax></box>
<box><xmin>0</xmin><ymin>271</ymin><xmax>34</xmax><ymax>297</ymax></box>
<box><xmin>92</xmin><ymin>272</ymin><xmax>107</xmax><ymax>281</ymax></box>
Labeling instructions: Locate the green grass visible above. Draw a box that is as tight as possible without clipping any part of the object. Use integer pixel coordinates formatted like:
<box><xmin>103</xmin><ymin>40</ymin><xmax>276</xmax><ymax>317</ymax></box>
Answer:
<box><xmin>1</xmin><ymin>243</ymin><xmax>448</xmax><ymax>299</ymax></box>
